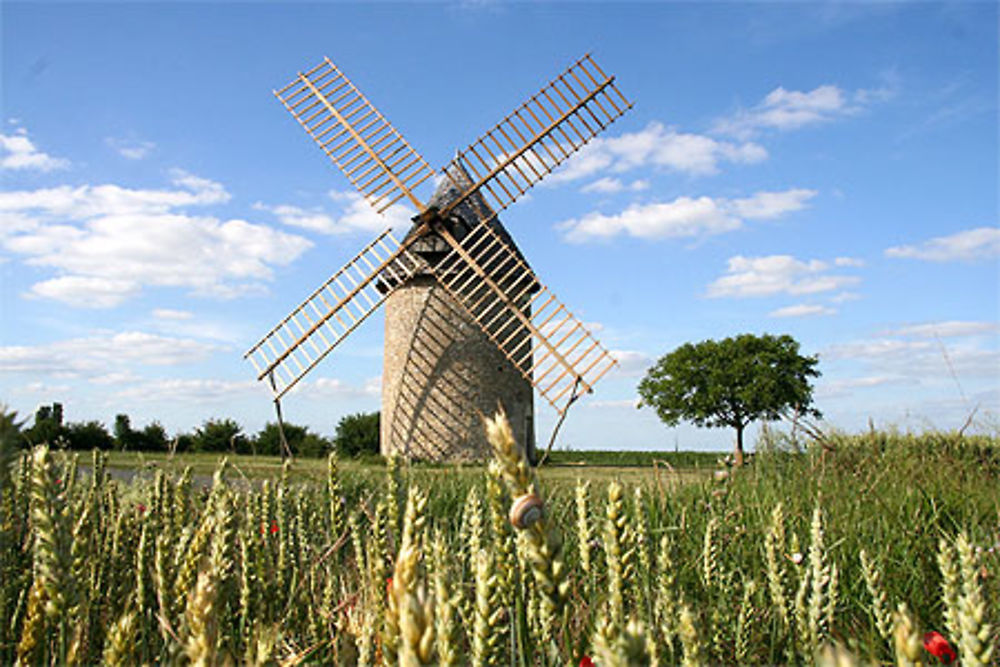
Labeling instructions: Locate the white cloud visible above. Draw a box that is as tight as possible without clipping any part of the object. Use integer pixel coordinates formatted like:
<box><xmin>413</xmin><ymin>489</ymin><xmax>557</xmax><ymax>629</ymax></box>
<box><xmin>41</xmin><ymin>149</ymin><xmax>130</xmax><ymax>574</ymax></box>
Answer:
<box><xmin>29</xmin><ymin>276</ymin><xmax>141</xmax><ymax>308</ymax></box>
<box><xmin>256</xmin><ymin>190</ymin><xmax>414</xmax><ymax>235</ymax></box>
<box><xmin>580</xmin><ymin>178</ymin><xmax>651</xmax><ymax>195</ymax></box>
<box><xmin>885</xmin><ymin>227</ymin><xmax>1000</xmax><ymax>262</ymax></box>
<box><xmin>830</xmin><ymin>291</ymin><xmax>861</xmax><ymax>304</ymax></box>
<box><xmin>588</xmin><ymin>398</ymin><xmax>641</xmax><ymax>409</ymax></box>
<box><xmin>707</xmin><ymin>254</ymin><xmax>861</xmax><ymax>298</ymax></box>
<box><xmin>152</xmin><ymin>308</ymin><xmax>194</xmax><ymax>321</ymax></box>
<box><xmin>823</xmin><ymin>338</ymin><xmax>999</xmax><ymax>380</ymax></box>
<box><xmin>559</xmin><ymin>188</ymin><xmax>815</xmax><ymax>243</ymax></box>
<box><xmin>815</xmin><ymin>375</ymin><xmax>916</xmax><ymax>398</ymax></box>
<box><xmin>714</xmin><ymin>83</ymin><xmax>892</xmax><ymax>138</ymax></box>
<box><xmin>885</xmin><ymin>320</ymin><xmax>999</xmax><ymax>339</ymax></box>
<box><xmin>112</xmin><ymin>378</ymin><xmax>260</xmax><ymax>403</ymax></box>
<box><xmin>0</xmin><ymin>171</ymin><xmax>312</xmax><ymax>307</ymax></box>
<box><xmin>0</xmin><ymin>128</ymin><xmax>69</xmax><ymax>172</ymax></box>
<box><xmin>290</xmin><ymin>376</ymin><xmax>381</xmax><ymax>398</ymax></box>
<box><xmin>106</xmin><ymin>137</ymin><xmax>156</xmax><ymax>160</ymax></box>
<box><xmin>769</xmin><ymin>304</ymin><xmax>837</xmax><ymax>318</ymax></box>
<box><xmin>549</xmin><ymin>121</ymin><xmax>767</xmax><ymax>183</ymax></box>
<box><xmin>609</xmin><ymin>349</ymin><xmax>653</xmax><ymax>377</ymax></box>
<box><xmin>13</xmin><ymin>381</ymin><xmax>72</xmax><ymax>395</ymax></box>
<box><xmin>581</xmin><ymin>178</ymin><xmax>625</xmax><ymax>194</ymax></box>
<box><xmin>0</xmin><ymin>331</ymin><xmax>220</xmax><ymax>377</ymax></box>
<box><xmin>729</xmin><ymin>188</ymin><xmax>818</xmax><ymax>220</ymax></box>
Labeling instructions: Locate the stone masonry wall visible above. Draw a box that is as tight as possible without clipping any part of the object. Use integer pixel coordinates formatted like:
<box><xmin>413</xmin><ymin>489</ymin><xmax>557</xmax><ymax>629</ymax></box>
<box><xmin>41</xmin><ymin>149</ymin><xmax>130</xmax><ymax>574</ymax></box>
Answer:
<box><xmin>381</xmin><ymin>275</ymin><xmax>535</xmax><ymax>461</ymax></box>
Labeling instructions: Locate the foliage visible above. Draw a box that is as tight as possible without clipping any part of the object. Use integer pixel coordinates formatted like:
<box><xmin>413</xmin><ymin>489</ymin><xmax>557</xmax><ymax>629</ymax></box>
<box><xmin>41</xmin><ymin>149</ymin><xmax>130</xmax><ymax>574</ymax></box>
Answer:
<box><xmin>64</xmin><ymin>420</ymin><xmax>114</xmax><ymax>451</ymax></box>
<box><xmin>333</xmin><ymin>411</ymin><xmax>380</xmax><ymax>457</ymax></box>
<box><xmin>0</xmin><ymin>426</ymin><xmax>995</xmax><ymax>665</ymax></box>
<box><xmin>23</xmin><ymin>402</ymin><xmax>65</xmax><ymax>446</ymax></box>
<box><xmin>638</xmin><ymin>333</ymin><xmax>821</xmax><ymax>464</ymax></box>
<box><xmin>254</xmin><ymin>422</ymin><xmax>330</xmax><ymax>458</ymax></box>
<box><xmin>189</xmin><ymin>418</ymin><xmax>248</xmax><ymax>453</ymax></box>
<box><xmin>0</xmin><ymin>405</ymin><xmax>24</xmax><ymax>488</ymax></box>
<box><xmin>138</xmin><ymin>421</ymin><xmax>170</xmax><ymax>452</ymax></box>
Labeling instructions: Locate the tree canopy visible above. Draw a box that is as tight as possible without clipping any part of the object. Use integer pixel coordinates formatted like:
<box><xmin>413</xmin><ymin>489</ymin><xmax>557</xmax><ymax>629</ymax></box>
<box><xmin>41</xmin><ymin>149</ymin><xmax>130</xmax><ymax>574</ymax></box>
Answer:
<box><xmin>637</xmin><ymin>333</ymin><xmax>821</xmax><ymax>465</ymax></box>
<box><xmin>333</xmin><ymin>412</ymin><xmax>380</xmax><ymax>457</ymax></box>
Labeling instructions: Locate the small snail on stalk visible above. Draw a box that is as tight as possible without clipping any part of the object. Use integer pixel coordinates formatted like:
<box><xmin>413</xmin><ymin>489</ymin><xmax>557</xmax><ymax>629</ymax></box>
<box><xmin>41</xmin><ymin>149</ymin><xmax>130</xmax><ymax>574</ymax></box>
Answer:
<box><xmin>509</xmin><ymin>493</ymin><xmax>545</xmax><ymax>529</ymax></box>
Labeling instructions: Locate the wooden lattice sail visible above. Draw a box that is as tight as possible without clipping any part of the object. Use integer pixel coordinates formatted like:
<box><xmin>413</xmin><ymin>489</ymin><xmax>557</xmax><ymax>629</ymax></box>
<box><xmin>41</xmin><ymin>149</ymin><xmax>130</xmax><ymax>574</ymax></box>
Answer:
<box><xmin>248</xmin><ymin>53</ymin><xmax>633</xmax><ymax>421</ymax></box>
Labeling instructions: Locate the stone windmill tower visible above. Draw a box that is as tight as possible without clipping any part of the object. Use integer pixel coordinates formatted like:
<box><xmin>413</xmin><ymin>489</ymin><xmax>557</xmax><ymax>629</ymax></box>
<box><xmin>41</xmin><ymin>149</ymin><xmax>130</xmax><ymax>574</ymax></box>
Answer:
<box><xmin>245</xmin><ymin>54</ymin><xmax>632</xmax><ymax>460</ymax></box>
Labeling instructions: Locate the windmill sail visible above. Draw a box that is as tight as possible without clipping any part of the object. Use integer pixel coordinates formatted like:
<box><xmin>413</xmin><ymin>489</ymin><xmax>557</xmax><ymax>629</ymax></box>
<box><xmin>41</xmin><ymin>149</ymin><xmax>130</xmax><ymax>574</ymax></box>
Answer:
<box><xmin>275</xmin><ymin>58</ymin><xmax>434</xmax><ymax>213</ymax></box>
<box><xmin>245</xmin><ymin>228</ymin><xmax>422</xmax><ymax>399</ymax></box>
<box><xmin>438</xmin><ymin>53</ymin><xmax>632</xmax><ymax>219</ymax></box>
<box><xmin>430</xmin><ymin>218</ymin><xmax>618</xmax><ymax>414</ymax></box>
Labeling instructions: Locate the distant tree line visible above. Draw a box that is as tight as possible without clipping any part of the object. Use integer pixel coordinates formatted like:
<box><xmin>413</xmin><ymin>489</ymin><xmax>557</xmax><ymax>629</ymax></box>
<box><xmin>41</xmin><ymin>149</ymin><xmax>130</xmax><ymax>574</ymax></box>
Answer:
<box><xmin>9</xmin><ymin>402</ymin><xmax>380</xmax><ymax>458</ymax></box>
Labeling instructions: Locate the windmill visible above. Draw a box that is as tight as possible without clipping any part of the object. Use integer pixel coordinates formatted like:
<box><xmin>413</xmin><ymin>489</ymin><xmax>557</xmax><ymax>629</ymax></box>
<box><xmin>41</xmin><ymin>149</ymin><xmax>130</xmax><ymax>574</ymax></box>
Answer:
<box><xmin>245</xmin><ymin>54</ymin><xmax>632</xmax><ymax>461</ymax></box>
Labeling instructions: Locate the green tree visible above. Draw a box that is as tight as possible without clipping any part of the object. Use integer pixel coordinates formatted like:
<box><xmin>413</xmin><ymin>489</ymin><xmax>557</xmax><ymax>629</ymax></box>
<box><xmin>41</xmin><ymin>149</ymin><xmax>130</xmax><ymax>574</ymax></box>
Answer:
<box><xmin>191</xmin><ymin>418</ymin><xmax>247</xmax><ymax>453</ymax></box>
<box><xmin>138</xmin><ymin>421</ymin><xmax>170</xmax><ymax>452</ymax></box>
<box><xmin>255</xmin><ymin>422</ymin><xmax>307</xmax><ymax>457</ymax></box>
<box><xmin>113</xmin><ymin>413</ymin><xmax>140</xmax><ymax>451</ymax></box>
<box><xmin>333</xmin><ymin>412</ymin><xmax>380</xmax><ymax>457</ymax></box>
<box><xmin>25</xmin><ymin>402</ymin><xmax>65</xmax><ymax>445</ymax></box>
<box><xmin>65</xmin><ymin>420</ymin><xmax>114</xmax><ymax>451</ymax></box>
<box><xmin>637</xmin><ymin>333</ymin><xmax>821</xmax><ymax>466</ymax></box>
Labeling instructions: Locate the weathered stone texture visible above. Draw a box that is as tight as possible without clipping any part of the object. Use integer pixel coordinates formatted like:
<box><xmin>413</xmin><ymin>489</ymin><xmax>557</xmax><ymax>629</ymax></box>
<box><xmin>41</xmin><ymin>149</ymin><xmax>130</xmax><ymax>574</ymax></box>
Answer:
<box><xmin>381</xmin><ymin>275</ymin><xmax>535</xmax><ymax>461</ymax></box>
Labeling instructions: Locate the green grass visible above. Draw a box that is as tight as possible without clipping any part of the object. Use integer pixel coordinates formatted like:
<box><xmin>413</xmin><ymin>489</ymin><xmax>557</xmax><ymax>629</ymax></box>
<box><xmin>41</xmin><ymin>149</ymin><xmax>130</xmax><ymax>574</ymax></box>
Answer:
<box><xmin>3</xmin><ymin>428</ymin><xmax>997</xmax><ymax>664</ymax></box>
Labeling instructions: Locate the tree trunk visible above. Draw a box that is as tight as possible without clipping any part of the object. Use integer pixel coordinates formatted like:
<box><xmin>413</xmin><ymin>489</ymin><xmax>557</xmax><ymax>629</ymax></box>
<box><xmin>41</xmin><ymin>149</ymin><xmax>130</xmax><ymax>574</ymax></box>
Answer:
<box><xmin>734</xmin><ymin>424</ymin><xmax>745</xmax><ymax>467</ymax></box>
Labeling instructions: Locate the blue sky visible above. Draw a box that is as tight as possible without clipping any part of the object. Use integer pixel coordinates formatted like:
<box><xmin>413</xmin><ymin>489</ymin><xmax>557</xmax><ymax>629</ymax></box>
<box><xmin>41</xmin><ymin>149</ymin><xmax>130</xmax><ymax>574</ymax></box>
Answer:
<box><xmin>2</xmin><ymin>1</ymin><xmax>997</xmax><ymax>451</ymax></box>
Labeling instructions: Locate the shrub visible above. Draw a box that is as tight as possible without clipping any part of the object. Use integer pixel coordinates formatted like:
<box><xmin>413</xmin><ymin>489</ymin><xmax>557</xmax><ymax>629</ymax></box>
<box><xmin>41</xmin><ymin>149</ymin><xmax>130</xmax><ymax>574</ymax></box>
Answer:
<box><xmin>190</xmin><ymin>418</ymin><xmax>247</xmax><ymax>453</ymax></box>
<box><xmin>333</xmin><ymin>411</ymin><xmax>380</xmax><ymax>457</ymax></box>
<box><xmin>254</xmin><ymin>422</ymin><xmax>331</xmax><ymax>458</ymax></box>
<box><xmin>65</xmin><ymin>420</ymin><xmax>113</xmax><ymax>451</ymax></box>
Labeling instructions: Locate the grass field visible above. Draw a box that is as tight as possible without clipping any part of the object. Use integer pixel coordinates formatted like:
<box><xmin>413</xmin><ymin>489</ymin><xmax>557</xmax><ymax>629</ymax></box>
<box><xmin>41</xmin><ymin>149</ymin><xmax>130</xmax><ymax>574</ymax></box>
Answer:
<box><xmin>1</xmin><ymin>422</ymin><xmax>997</xmax><ymax>665</ymax></box>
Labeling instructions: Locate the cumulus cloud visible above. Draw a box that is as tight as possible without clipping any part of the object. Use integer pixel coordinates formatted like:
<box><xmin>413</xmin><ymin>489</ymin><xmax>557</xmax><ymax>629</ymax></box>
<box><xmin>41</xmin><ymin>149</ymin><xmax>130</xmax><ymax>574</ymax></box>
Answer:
<box><xmin>0</xmin><ymin>331</ymin><xmax>220</xmax><ymax>377</ymax></box>
<box><xmin>29</xmin><ymin>276</ymin><xmax>141</xmax><ymax>308</ymax></box>
<box><xmin>729</xmin><ymin>189</ymin><xmax>817</xmax><ymax>220</ymax></box>
<box><xmin>823</xmin><ymin>338</ymin><xmax>999</xmax><ymax>380</ymax></box>
<box><xmin>769</xmin><ymin>304</ymin><xmax>837</xmax><ymax>318</ymax></box>
<box><xmin>559</xmin><ymin>188</ymin><xmax>815</xmax><ymax>242</ymax></box>
<box><xmin>885</xmin><ymin>226</ymin><xmax>1000</xmax><ymax>262</ymax></box>
<box><xmin>707</xmin><ymin>254</ymin><xmax>861</xmax><ymax>298</ymax></box>
<box><xmin>112</xmin><ymin>378</ymin><xmax>259</xmax><ymax>403</ymax></box>
<box><xmin>714</xmin><ymin>83</ymin><xmax>894</xmax><ymax>138</ymax></box>
<box><xmin>548</xmin><ymin>121</ymin><xmax>767</xmax><ymax>183</ymax></box>
<box><xmin>0</xmin><ymin>170</ymin><xmax>312</xmax><ymax>307</ymax></box>
<box><xmin>0</xmin><ymin>128</ymin><xmax>69</xmax><ymax>172</ymax></box>
<box><xmin>152</xmin><ymin>308</ymin><xmax>194</xmax><ymax>321</ymax></box>
<box><xmin>579</xmin><ymin>177</ymin><xmax>649</xmax><ymax>195</ymax></box>
<box><xmin>609</xmin><ymin>349</ymin><xmax>653</xmax><ymax>377</ymax></box>
<box><xmin>256</xmin><ymin>190</ymin><xmax>414</xmax><ymax>235</ymax></box>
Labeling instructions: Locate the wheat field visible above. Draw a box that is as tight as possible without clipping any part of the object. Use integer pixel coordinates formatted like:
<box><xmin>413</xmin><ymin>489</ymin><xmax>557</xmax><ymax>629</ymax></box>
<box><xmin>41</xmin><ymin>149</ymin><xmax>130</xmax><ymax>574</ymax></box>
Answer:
<box><xmin>0</xmin><ymin>411</ymin><xmax>996</xmax><ymax>665</ymax></box>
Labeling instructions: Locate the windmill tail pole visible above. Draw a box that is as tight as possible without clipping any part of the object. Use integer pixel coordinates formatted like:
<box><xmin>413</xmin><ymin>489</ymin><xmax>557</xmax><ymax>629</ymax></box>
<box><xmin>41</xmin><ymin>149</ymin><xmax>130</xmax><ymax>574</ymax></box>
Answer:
<box><xmin>268</xmin><ymin>372</ymin><xmax>293</xmax><ymax>461</ymax></box>
<box><xmin>536</xmin><ymin>376</ymin><xmax>584</xmax><ymax>467</ymax></box>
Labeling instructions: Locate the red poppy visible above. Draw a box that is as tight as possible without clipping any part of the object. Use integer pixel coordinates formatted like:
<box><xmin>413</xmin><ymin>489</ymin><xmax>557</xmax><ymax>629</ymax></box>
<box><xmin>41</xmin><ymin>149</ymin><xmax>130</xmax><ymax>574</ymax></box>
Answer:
<box><xmin>923</xmin><ymin>631</ymin><xmax>956</xmax><ymax>664</ymax></box>
<box><xmin>137</xmin><ymin>504</ymin><xmax>147</xmax><ymax>514</ymax></box>
<box><xmin>579</xmin><ymin>656</ymin><xmax>594</xmax><ymax>667</ymax></box>
<box><xmin>270</xmin><ymin>521</ymin><xmax>279</xmax><ymax>535</ymax></box>
<box><xmin>386</xmin><ymin>576</ymin><xmax>394</xmax><ymax>597</ymax></box>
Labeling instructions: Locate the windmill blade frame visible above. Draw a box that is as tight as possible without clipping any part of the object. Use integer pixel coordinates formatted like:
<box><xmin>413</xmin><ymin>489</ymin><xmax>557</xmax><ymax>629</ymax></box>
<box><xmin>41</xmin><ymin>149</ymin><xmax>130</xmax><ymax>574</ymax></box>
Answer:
<box><xmin>436</xmin><ymin>53</ymin><xmax>632</xmax><ymax>221</ymax></box>
<box><xmin>275</xmin><ymin>57</ymin><xmax>434</xmax><ymax>213</ymax></box>
<box><xmin>429</xmin><ymin>217</ymin><xmax>618</xmax><ymax>415</ymax></box>
<box><xmin>244</xmin><ymin>227</ymin><xmax>423</xmax><ymax>399</ymax></box>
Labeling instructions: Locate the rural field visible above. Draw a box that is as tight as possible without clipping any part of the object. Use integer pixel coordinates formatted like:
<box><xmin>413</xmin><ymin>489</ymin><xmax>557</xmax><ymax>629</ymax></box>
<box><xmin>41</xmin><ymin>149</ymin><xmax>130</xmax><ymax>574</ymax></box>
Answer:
<box><xmin>1</xmin><ymin>416</ymin><xmax>997</xmax><ymax>665</ymax></box>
